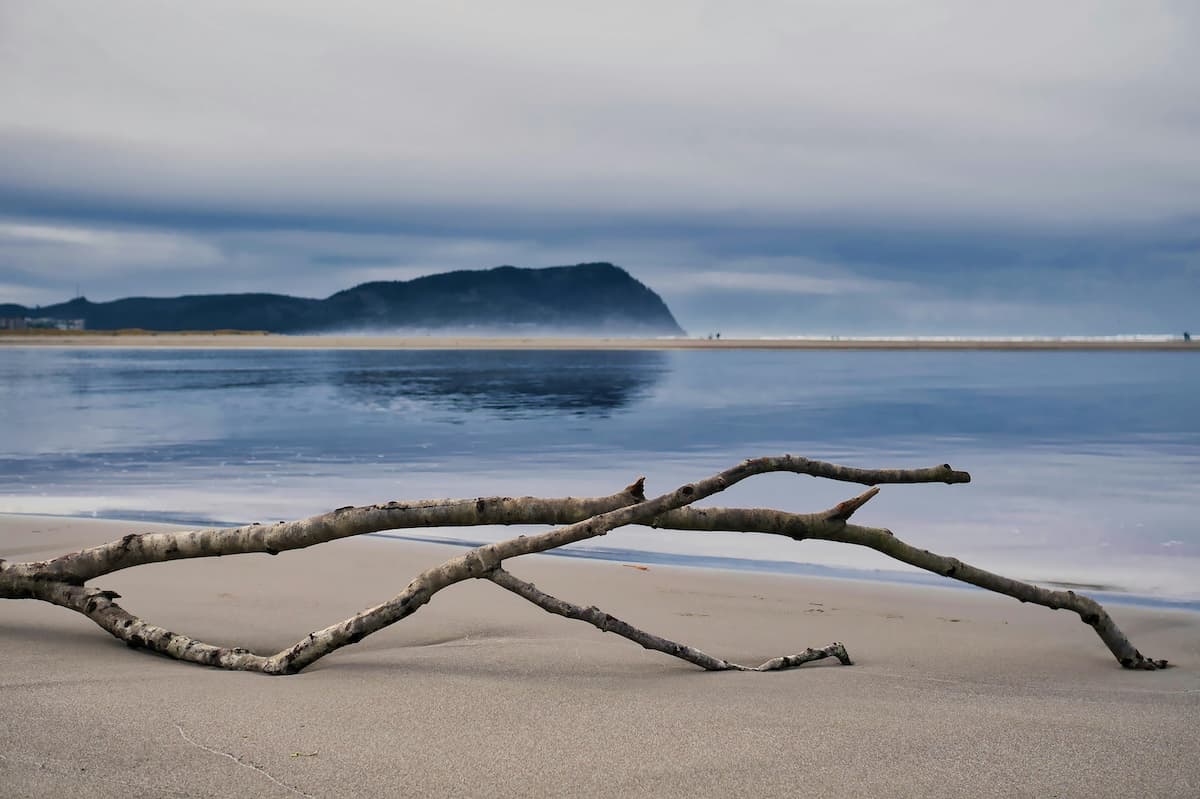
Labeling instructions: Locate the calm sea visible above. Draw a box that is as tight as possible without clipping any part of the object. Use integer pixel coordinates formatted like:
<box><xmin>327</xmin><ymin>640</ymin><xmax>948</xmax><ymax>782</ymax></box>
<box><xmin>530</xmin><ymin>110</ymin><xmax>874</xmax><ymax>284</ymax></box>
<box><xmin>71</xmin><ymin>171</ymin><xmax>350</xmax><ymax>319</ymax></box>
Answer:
<box><xmin>2</xmin><ymin>346</ymin><xmax>1197</xmax><ymax>604</ymax></box>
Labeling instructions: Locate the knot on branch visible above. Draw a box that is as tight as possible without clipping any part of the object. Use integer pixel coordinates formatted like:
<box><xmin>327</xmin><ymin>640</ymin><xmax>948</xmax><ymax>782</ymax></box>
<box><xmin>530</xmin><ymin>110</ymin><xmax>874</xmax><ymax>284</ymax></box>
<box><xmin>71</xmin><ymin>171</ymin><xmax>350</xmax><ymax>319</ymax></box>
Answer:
<box><xmin>464</xmin><ymin>547</ymin><xmax>501</xmax><ymax>577</ymax></box>
<box><xmin>939</xmin><ymin>464</ymin><xmax>971</xmax><ymax>484</ymax></box>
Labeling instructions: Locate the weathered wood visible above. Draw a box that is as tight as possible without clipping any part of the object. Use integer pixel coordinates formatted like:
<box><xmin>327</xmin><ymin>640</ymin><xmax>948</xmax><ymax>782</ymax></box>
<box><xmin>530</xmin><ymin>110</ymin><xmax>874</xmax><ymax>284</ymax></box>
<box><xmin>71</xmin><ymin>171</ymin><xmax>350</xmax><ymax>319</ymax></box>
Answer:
<box><xmin>488</xmin><ymin>566</ymin><xmax>852</xmax><ymax>671</ymax></box>
<box><xmin>3</xmin><ymin>456</ymin><xmax>967</xmax><ymax>585</ymax></box>
<box><xmin>0</xmin><ymin>455</ymin><xmax>1165</xmax><ymax>673</ymax></box>
<box><xmin>648</xmin><ymin>504</ymin><xmax>1167</xmax><ymax>669</ymax></box>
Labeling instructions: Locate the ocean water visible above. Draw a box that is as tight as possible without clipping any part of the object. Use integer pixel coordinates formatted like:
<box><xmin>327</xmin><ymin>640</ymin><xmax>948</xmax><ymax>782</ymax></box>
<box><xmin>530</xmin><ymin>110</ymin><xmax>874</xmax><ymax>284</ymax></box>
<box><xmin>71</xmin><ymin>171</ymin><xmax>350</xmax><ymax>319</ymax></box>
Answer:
<box><xmin>1</xmin><ymin>346</ymin><xmax>1197</xmax><ymax>603</ymax></box>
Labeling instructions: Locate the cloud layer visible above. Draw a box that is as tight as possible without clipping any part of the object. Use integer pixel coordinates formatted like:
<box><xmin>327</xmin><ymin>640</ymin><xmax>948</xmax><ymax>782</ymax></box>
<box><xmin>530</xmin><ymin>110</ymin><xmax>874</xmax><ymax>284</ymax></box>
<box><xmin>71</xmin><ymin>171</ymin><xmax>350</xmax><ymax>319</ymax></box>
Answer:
<box><xmin>2</xmin><ymin>1</ymin><xmax>1198</xmax><ymax>333</ymax></box>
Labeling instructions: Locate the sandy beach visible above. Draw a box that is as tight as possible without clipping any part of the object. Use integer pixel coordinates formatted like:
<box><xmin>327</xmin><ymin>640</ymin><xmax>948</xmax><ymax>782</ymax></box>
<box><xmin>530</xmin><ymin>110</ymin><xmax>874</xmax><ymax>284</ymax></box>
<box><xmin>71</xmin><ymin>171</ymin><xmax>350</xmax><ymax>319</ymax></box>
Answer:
<box><xmin>2</xmin><ymin>515</ymin><xmax>1197</xmax><ymax>797</ymax></box>
<box><xmin>1</xmin><ymin>332</ymin><xmax>1196</xmax><ymax>351</ymax></box>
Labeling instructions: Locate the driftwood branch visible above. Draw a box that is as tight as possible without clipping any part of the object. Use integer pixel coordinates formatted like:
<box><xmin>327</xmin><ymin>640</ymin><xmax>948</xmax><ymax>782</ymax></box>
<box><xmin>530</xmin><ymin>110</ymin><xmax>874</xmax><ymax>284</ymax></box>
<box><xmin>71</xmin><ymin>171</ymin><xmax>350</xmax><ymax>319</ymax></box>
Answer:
<box><xmin>488</xmin><ymin>566</ymin><xmax>852</xmax><ymax>671</ymax></box>
<box><xmin>649</xmin><ymin>502</ymin><xmax>1167</xmax><ymax>670</ymax></box>
<box><xmin>2</xmin><ymin>456</ymin><xmax>966</xmax><ymax>585</ymax></box>
<box><xmin>0</xmin><ymin>455</ymin><xmax>1166</xmax><ymax>673</ymax></box>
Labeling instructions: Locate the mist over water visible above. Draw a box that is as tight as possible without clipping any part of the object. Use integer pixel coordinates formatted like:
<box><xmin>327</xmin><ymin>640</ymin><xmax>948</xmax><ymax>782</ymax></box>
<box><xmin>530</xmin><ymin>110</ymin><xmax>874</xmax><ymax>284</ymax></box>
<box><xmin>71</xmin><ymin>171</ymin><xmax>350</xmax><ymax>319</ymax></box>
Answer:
<box><xmin>1</xmin><ymin>346</ymin><xmax>1196</xmax><ymax>601</ymax></box>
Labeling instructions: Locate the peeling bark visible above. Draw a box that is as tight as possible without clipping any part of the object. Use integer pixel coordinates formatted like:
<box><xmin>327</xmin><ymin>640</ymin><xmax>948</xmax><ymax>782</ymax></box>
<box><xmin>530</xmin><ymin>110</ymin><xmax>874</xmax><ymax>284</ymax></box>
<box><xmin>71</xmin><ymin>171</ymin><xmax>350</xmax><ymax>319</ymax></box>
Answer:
<box><xmin>0</xmin><ymin>455</ymin><xmax>1165</xmax><ymax>673</ymax></box>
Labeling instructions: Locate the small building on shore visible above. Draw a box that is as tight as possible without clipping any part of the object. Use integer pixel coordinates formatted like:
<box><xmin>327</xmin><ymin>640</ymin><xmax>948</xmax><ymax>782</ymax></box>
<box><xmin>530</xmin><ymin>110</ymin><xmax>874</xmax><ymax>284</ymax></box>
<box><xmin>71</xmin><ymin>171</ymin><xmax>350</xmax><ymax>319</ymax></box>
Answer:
<box><xmin>2</xmin><ymin>317</ymin><xmax>86</xmax><ymax>331</ymax></box>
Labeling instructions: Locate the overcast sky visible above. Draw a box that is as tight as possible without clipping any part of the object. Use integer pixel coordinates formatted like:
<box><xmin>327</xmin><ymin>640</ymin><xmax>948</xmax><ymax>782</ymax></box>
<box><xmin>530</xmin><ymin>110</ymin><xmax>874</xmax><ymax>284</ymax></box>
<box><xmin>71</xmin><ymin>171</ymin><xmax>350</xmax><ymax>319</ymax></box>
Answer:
<box><xmin>2</xmin><ymin>1</ymin><xmax>1197</xmax><ymax>335</ymax></box>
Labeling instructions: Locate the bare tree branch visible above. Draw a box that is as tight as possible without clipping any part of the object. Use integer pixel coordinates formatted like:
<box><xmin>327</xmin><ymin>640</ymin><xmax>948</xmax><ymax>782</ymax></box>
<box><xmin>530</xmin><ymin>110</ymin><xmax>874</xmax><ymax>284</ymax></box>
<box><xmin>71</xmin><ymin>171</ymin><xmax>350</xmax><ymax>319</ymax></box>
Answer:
<box><xmin>4</xmin><ymin>456</ymin><xmax>965</xmax><ymax>585</ymax></box>
<box><xmin>487</xmin><ymin>566</ymin><xmax>852</xmax><ymax>671</ymax></box>
<box><xmin>647</xmin><ymin>505</ymin><xmax>1168</xmax><ymax>669</ymax></box>
<box><xmin>264</xmin><ymin>455</ymin><xmax>913</xmax><ymax>673</ymax></box>
<box><xmin>0</xmin><ymin>455</ymin><xmax>1164</xmax><ymax>673</ymax></box>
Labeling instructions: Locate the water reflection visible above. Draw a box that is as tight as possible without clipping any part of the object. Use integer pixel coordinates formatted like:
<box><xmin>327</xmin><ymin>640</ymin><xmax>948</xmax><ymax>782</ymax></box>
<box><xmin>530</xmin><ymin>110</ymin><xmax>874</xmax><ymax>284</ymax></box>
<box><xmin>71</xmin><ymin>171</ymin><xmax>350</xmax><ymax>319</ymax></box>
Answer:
<box><xmin>0</xmin><ymin>349</ymin><xmax>669</xmax><ymax>457</ymax></box>
<box><xmin>335</xmin><ymin>350</ymin><xmax>668</xmax><ymax>417</ymax></box>
<box><xmin>2</xmin><ymin>347</ymin><xmax>1198</xmax><ymax>599</ymax></box>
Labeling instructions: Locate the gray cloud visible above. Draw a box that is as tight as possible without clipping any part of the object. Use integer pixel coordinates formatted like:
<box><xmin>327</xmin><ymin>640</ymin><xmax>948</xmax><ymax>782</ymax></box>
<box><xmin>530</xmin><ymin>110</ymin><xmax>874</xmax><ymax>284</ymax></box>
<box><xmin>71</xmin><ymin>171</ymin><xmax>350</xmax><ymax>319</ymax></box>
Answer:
<box><xmin>5</xmin><ymin>1</ymin><xmax>1199</xmax><ymax>223</ymax></box>
<box><xmin>1</xmin><ymin>1</ymin><xmax>1198</xmax><ymax>333</ymax></box>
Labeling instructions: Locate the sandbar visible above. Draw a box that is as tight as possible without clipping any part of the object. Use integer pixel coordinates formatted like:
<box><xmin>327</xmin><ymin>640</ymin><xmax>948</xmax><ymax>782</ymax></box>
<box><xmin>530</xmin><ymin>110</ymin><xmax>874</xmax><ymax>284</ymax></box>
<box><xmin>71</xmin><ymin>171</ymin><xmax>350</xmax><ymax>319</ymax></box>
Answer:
<box><xmin>1</xmin><ymin>331</ymin><xmax>1197</xmax><ymax>350</ymax></box>
<box><xmin>2</xmin><ymin>514</ymin><xmax>1197</xmax><ymax>797</ymax></box>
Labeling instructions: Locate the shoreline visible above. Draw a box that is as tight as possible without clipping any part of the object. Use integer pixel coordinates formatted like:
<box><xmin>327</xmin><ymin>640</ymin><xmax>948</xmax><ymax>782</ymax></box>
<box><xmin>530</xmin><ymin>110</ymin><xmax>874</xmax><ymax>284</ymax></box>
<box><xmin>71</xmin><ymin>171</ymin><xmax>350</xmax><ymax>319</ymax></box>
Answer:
<box><xmin>2</xmin><ymin>331</ymin><xmax>1197</xmax><ymax>350</ymax></box>
<box><xmin>11</xmin><ymin>511</ymin><xmax>1197</xmax><ymax>611</ymax></box>
<box><xmin>3</xmin><ymin>514</ymin><xmax>1198</xmax><ymax>796</ymax></box>
<box><xmin>370</xmin><ymin>531</ymin><xmax>1200</xmax><ymax>612</ymax></box>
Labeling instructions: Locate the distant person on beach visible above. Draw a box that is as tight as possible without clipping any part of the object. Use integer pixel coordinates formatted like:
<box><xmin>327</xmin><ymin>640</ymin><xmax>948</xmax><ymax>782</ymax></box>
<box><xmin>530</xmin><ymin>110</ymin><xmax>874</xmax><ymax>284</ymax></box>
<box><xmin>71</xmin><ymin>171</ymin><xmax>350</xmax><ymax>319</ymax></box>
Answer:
<box><xmin>1185</xmin><ymin>331</ymin><xmax>1191</xmax><ymax>342</ymax></box>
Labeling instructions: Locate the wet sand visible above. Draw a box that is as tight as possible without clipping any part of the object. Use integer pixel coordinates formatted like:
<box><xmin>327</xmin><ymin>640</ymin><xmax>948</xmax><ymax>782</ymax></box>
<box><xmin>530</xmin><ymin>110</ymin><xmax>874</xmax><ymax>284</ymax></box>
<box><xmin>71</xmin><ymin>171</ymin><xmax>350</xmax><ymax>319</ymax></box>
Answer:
<box><xmin>2</xmin><ymin>515</ymin><xmax>1198</xmax><ymax>797</ymax></box>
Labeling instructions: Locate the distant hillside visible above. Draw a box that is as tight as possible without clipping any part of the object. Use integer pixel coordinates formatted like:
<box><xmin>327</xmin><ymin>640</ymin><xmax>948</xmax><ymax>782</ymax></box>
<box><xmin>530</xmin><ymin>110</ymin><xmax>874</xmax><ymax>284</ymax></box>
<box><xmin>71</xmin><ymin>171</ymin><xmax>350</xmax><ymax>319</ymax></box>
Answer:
<box><xmin>3</xmin><ymin>263</ymin><xmax>685</xmax><ymax>335</ymax></box>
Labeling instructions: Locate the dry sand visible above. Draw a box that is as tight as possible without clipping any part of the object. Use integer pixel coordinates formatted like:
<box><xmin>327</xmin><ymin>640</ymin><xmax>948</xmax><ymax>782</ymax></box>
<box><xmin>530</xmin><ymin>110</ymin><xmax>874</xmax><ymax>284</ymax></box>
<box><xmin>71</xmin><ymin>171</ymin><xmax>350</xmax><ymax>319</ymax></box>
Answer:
<box><xmin>2</xmin><ymin>515</ymin><xmax>1198</xmax><ymax>798</ymax></box>
<box><xmin>2</xmin><ymin>332</ymin><xmax>1197</xmax><ymax>350</ymax></box>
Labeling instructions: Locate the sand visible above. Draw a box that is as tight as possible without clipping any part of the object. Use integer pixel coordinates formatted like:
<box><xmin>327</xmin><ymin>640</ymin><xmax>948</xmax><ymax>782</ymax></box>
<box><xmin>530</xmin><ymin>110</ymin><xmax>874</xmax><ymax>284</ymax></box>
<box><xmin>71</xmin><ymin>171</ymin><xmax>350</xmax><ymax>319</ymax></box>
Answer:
<box><xmin>1</xmin><ymin>332</ymin><xmax>1197</xmax><ymax>350</ymax></box>
<box><xmin>2</xmin><ymin>515</ymin><xmax>1198</xmax><ymax>797</ymax></box>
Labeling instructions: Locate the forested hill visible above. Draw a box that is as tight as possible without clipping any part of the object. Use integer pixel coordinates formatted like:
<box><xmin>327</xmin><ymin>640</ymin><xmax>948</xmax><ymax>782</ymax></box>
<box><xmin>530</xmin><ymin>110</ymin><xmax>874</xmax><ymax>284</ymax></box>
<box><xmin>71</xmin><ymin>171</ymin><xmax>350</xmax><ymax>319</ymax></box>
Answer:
<box><xmin>3</xmin><ymin>263</ymin><xmax>685</xmax><ymax>335</ymax></box>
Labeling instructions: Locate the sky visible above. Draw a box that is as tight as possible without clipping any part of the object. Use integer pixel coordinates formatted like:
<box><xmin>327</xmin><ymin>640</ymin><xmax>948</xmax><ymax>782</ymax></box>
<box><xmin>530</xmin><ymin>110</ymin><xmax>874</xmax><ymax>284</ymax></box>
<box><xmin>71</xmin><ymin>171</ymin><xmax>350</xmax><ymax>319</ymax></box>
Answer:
<box><xmin>1</xmin><ymin>0</ymin><xmax>1198</xmax><ymax>336</ymax></box>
